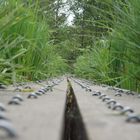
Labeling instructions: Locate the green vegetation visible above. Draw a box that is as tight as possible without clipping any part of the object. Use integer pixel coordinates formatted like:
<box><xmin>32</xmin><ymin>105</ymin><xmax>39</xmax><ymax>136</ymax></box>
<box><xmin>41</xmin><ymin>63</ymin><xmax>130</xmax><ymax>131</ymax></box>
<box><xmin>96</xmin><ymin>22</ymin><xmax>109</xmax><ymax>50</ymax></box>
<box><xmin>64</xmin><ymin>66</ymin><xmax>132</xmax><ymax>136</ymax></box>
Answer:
<box><xmin>74</xmin><ymin>0</ymin><xmax>140</xmax><ymax>92</ymax></box>
<box><xmin>0</xmin><ymin>0</ymin><xmax>68</xmax><ymax>84</ymax></box>
<box><xmin>0</xmin><ymin>0</ymin><xmax>140</xmax><ymax>92</ymax></box>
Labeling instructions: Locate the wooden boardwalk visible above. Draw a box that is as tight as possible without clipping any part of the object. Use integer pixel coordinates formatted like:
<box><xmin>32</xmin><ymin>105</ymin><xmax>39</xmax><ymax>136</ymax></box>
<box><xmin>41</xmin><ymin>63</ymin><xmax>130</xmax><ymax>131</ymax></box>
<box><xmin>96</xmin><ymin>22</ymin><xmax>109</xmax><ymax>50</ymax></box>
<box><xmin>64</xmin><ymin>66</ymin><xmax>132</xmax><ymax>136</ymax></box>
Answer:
<box><xmin>71</xmin><ymin>79</ymin><xmax>140</xmax><ymax>140</ymax></box>
<box><xmin>0</xmin><ymin>77</ymin><xmax>140</xmax><ymax>140</ymax></box>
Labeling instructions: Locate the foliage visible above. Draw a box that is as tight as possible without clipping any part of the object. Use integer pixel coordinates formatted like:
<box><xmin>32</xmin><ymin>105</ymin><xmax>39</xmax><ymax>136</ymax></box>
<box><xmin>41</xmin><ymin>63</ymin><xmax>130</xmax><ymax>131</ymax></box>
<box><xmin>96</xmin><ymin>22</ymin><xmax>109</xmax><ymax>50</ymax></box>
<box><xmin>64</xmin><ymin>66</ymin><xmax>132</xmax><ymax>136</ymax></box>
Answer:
<box><xmin>0</xmin><ymin>0</ymin><xmax>68</xmax><ymax>84</ymax></box>
<box><xmin>109</xmin><ymin>0</ymin><xmax>140</xmax><ymax>91</ymax></box>
<box><xmin>74</xmin><ymin>40</ymin><xmax>112</xmax><ymax>84</ymax></box>
<box><xmin>0</xmin><ymin>0</ymin><xmax>140</xmax><ymax>93</ymax></box>
<box><xmin>74</xmin><ymin>0</ymin><xmax>140</xmax><ymax>92</ymax></box>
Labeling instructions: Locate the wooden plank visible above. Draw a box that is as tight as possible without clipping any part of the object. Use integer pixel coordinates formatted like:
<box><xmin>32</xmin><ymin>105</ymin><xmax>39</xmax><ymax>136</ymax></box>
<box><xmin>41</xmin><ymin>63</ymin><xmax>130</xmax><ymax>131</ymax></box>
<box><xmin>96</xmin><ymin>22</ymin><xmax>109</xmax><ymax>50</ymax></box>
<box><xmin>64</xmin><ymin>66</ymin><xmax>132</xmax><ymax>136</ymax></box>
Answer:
<box><xmin>0</xmin><ymin>79</ymin><xmax>66</xmax><ymax>140</ymax></box>
<box><xmin>71</xmin><ymin>80</ymin><xmax>140</xmax><ymax>140</ymax></box>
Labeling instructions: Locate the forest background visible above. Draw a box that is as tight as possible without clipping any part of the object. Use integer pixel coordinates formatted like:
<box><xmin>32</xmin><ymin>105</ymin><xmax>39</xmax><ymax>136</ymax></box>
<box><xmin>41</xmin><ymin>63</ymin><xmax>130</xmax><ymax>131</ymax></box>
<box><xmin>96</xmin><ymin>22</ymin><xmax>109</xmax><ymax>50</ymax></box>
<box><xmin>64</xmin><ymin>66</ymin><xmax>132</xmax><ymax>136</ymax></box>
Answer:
<box><xmin>0</xmin><ymin>0</ymin><xmax>140</xmax><ymax>92</ymax></box>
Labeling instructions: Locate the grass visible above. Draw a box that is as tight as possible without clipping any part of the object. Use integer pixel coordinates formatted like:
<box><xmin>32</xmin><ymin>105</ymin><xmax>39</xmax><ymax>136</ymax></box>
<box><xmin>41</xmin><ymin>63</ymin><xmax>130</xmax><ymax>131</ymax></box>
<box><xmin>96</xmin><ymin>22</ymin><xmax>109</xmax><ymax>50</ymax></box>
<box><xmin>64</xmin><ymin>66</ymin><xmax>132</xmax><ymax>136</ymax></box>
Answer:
<box><xmin>0</xmin><ymin>0</ymin><xmax>140</xmax><ymax>93</ymax></box>
<box><xmin>74</xmin><ymin>0</ymin><xmax>140</xmax><ymax>92</ymax></box>
<box><xmin>0</xmin><ymin>0</ymin><xmax>68</xmax><ymax>84</ymax></box>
